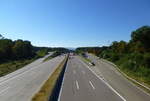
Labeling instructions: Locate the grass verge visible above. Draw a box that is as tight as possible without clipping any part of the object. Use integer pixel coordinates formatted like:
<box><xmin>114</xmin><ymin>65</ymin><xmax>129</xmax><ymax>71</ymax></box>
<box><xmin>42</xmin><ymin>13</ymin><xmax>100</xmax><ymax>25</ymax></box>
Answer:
<box><xmin>32</xmin><ymin>56</ymin><xmax>67</xmax><ymax>101</ymax></box>
<box><xmin>79</xmin><ymin>55</ymin><xmax>92</xmax><ymax>64</ymax></box>
<box><xmin>118</xmin><ymin>67</ymin><xmax>150</xmax><ymax>94</ymax></box>
<box><xmin>43</xmin><ymin>56</ymin><xmax>53</xmax><ymax>62</ymax></box>
<box><xmin>43</xmin><ymin>51</ymin><xmax>62</xmax><ymax>62</ymax></box>
<box><xmin>102</xmin><ymin>59</ymin><xmax>150</xmax><ymax>94</ymax></box>
<box><xmin>0</xmin><ymin>58</ymin><xmax>37</xmax><ymax>77</ymax></box>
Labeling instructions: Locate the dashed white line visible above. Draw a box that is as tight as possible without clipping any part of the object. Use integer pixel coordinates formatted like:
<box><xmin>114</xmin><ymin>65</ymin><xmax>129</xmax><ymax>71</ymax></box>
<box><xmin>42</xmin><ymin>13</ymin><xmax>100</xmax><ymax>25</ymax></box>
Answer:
<box><xmin>0</xmin><ymin>87</ymin><xmax>9</xmax><ymax>95</ymax></box>
<box><xmin>79</xmin><ymin>59</ymin><xmax>126</xmax><ymax>101</ymax></box>
<box><xmin>76</xmin><ymin>80</ymin><xmax>79</xmax><ymax>90</ymax></box>
<box><xmin>58</xmin><ymin>57</ymin><xmax>69</xmax><ymax>101</ymax></box>
<box><xmin>89</xmin><ymin>81</ymin><xmax>95</xmax><ymax>90</ymax></box>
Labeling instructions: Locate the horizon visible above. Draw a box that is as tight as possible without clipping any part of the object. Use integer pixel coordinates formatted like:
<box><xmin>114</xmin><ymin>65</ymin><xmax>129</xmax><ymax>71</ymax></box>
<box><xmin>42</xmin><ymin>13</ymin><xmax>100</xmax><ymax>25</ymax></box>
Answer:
<box><xmin>0</xmin><ymin>0</ymin><xmax>150</xmax><ymax>47</ymax></box>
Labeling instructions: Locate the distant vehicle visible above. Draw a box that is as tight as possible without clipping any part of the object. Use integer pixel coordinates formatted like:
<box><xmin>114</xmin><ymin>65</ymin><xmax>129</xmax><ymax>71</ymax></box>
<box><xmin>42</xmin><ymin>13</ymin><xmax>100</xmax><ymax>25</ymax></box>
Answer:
<box><xmin>91</xmin><ymin>62</ymin><xmax>95</xmax><ymax>66</ymax></box>
<box><xmin>70</xmin><ymin>53</ymin><xmax>75</xmax><ymax>56</ymax></box>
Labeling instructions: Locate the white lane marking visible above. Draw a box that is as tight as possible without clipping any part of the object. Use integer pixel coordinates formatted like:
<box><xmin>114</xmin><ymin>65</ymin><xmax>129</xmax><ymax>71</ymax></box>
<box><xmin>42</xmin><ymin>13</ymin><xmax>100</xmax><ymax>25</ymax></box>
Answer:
<box><xmin>58</xmin><ymin>59</ymin><xmax>68</xmax><ymax>101</ymax></box>
<box><xmin>0</xmin><ymin>87</ymin><xmax>9</xmax><ymax>95</ymax></box>
<box><xmin>73</xmin><ymin>70</ymin><xmax>76</xmax><ymax>74</ymax></box>
<box><xmin>102</xmin><ymin>59</ymin><xmax>150</xmax><ymax>97</ymax></box>
<box><xmin>79</xmin><ymin>59</ymin><xmax>126</xmax><ymax>101</ymax></box>
<box><xmin>82</xmin><ymin>70</ymin><xmax>85</xmax><ymax>74</ymax></box>
<box><xmin>89</xmin><ymin>81</ymin><xmax>95</xmax><ymax>90</ymax></box>
<box><xmin>76</xmin><ymin>80</ymin><xmax>79</xmax><ymax>90</ymax></box>
<box><xmin>0</xmin><ymin>56</ymin><xmax>65</xmax><ymax>85</ymax></box>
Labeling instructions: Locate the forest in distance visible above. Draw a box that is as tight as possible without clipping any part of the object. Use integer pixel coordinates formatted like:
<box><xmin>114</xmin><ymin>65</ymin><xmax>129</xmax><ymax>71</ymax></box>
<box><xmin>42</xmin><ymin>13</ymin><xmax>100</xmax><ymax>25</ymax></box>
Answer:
<box><xmin>0</xmin><ymin>25</ymin><xmax>150</xmax><ymax>86</ymax></box>
<box><xmin>76</xmin><ymin>26</ymin><xmax>150</xmax><ymax>86</ymax></box>
<box><xmin>0</xmin><ymin>35</ymin><xmax>69</xmax><ymax>76</ymax></box>
<box><xmin>0</xmin><ymin>34</ymin><xmax>69</xmax><ymax>63</ymax></box>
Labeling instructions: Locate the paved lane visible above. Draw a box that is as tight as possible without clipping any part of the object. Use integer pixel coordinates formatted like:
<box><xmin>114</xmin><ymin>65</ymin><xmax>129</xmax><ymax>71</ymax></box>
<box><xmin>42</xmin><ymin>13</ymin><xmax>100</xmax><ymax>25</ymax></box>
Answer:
<box><xmin>87</xmin><ymin>54</ymin><xmax>150</xmax><ymax>101</ymax></box>
<box><xmin>0</xmin><ymin>54</ymin><xmax>65</xmax><ymax>101</ymax></box>
<box><xmin>59</xmin><ymin>56</ymin><xmax>124</xmax><ymax>101</ymax></box>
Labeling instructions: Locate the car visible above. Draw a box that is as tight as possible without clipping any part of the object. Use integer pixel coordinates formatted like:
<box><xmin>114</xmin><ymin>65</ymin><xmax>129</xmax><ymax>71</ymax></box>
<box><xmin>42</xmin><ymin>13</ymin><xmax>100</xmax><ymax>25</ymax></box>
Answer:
<box><xmin>91</xmin><ymin>62</ymin><xmax>95</xmax><ymax>66</ymax></box>
<box><xmin>89</xmin><ymin>62</ymin><xmax>95</xmax><ymax>66</ymax></box>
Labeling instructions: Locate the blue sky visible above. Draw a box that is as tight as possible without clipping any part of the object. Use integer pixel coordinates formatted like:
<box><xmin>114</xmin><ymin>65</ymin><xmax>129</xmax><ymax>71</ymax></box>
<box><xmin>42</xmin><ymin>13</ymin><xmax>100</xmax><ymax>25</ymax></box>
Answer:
<box><xmin>0</xmin><ymin>0</ymin><xmax>150</xmax><ymax>47</ymax></box>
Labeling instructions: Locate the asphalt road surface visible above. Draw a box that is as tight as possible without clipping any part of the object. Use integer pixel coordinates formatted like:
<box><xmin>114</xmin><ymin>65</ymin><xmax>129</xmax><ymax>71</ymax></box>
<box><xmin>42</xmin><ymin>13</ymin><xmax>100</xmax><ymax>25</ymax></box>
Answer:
<box><xmin>59</xmin><ymin>56</ymin><xmax>125</xmax><ymax>101</ymax></box>
<box><xmin>87</xmin><ymin>54</ymin><xmax>150</xmax><ymax>101</ymax></box>
<box><xmin>0</xmin><ymin>54</ymin><xmax>65</xmax><ymax>101</ymax></box>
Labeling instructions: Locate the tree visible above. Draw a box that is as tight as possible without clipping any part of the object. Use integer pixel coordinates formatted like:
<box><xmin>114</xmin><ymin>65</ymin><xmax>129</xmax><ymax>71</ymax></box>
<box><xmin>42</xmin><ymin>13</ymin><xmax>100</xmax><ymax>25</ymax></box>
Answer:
<box><xmin>12</xmin><ymin>40</ymin><xmax>33</xmax><ymax>59</ymax></box>
<box><xmin>0</xmin><ymin>35</ymin><xmax>35</xmax><ymax>61</ymax></box>
<box><xmin>22</xmin><ymin>41</ymin><xmax>33</xmax><ymax>58</ymax></box>
<box><xmin>131</xmin><ymin>26</ymin><xmax>150</xmax><ymax>52</ymax></box>
<box><xmin>0</xmin><ymin>39</ymin><xmax>13</xmax><ymax>60</ymax></box>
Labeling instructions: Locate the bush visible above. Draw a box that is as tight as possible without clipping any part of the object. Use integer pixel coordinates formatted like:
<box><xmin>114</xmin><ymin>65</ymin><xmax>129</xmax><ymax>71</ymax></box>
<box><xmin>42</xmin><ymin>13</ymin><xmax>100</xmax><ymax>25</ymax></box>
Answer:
<box><xmin>130</xmin><ymin>52</ymin><xmax>144</xmax><ymax>67</ymax></box>
<box><xmin>100</xmin><ymin>50</ymin><xmax>112</xmax><ymax>59</ymax></box>
<box><xmin>110</xmin><ymin>53</ymin><xmax>120</xmax><ymax>62</ymax></box>
<box><xmin>37</xmin><ymin>48</ymin><xmax>48</xmax><ymax>57</ymax></box>
<box><xmin>143</xmin><ymin>53</ymin><xmax>150</xmax><ymax>68</ymax></box>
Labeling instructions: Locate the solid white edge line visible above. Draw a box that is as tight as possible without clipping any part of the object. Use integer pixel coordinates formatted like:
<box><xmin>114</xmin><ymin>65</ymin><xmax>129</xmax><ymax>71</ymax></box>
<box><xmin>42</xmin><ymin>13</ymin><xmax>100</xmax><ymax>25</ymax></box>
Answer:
<box><xmin>58</xmin><ymin>59</ymin><xmax>68</xmax><ymax>101</ymax></box>
<box><xmin>80</xmin><ymin>59</ymin><xmax>126</xmax><ymax>101</ymax></box>
<box><xmin>76</xmin><ymin>80</ymin><xmax>79</xmax><ymax>90</ymax></box>
<box><xmin>89</xmin><ymin>81</ymin><xmax>95</xmax><ymax>90</ymax></box>
<box><xmin>102</xmin><ymin>59</ymin><xmax>150</xmax><ymax>97</ymax></box>
<box><xmin>0</xmin><ymin>56</ymin><xmax>64</xmax><ymax>85</ymax></box>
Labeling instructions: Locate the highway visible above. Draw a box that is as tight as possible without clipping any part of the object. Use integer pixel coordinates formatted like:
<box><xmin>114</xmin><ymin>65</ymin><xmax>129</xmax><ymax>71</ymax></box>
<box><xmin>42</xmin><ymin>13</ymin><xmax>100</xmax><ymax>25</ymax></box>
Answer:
<box><xmin>59</xmin><ymin>56</ymin><xmax>125</xmax><ymax>101</ymax></box>
<box><xmin>87</xmin><ymin>54</ymin><xmax>150</xmax><ymax>101</ymax></box>
<box><xmin>0</xmin><ymin>54</ymin><xmax>65</xmax><ymax>101</ymax></box>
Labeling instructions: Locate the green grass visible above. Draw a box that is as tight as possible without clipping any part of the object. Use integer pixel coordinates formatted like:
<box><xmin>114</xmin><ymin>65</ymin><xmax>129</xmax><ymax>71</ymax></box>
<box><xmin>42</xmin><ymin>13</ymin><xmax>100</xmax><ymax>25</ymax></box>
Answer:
<box><xmin>114</xmin><ymin>57</ymin><xmax>150</xmax><ymax>86</ymax></box>
<box><xmin>32</xmin><ymin>56</ymin><xmax>68</xmax><ymax>101</ymax></box>
<box><xmin>103</xmin><ymin>53</ymin><xmax>150</xmax><ymax>87</ymax></box>
<box><xmin>43</xmin><ymin>51</ymin><xmax>62</xmax><ymax>62</ymax></box>
<box><xmin>84</xmin><ymin>57</ymin><xmax>92</xmax><ymax>63</ymax></box>
<box><xmin>79</xmin><ymin>55</ymin><xmax>92</xmax><ymax>65</ymax></box>
<box><xmin>104</xmin><ymin>57</ymin><xmax>150</xmax><ymax>93</ymax></box>
<box><xmin>77</xmin><ymin>53</ymin><xmax>92</xmax><ymax>63</ymax></box>
<box><xmin>43</xmin><ymin>56</ymin><xmax>53</xmax><ymax>62</ymax></box>
<box><xmin>118</xmin><ymin>65</ymin><xmax>150</xmax><ymax>87</ymax></box>
<box><xmin>110</xmin><ymin>62</ymin><xmax>150</xmax><ymax>94</ymax></box>
<box><xmin>36</xmin><ymin>49</ymin><xmax>48</xmax><ymax>57</ymax></box>
<box><xmin>0</xmin><ymin>58</ymin><xmax>36</xmax><ymax>77</ymax></box>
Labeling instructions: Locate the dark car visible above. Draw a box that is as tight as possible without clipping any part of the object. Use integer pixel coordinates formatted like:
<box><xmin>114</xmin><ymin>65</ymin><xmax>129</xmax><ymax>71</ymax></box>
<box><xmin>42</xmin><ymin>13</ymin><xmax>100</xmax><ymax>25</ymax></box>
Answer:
<box><xmin>91</xmin><ymin>62</ymin><xmax>95</xmax><ymax>66</ymax></box>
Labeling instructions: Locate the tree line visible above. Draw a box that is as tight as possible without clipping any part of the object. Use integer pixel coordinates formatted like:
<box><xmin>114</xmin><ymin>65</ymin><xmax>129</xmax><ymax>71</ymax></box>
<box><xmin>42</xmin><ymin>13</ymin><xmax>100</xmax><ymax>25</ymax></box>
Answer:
<box><xmin>0</xmin><ymin>35</ymin><xmax>70</xmax><ymax>63</ymax></box>
<box><xmin>0</xmin><ymin>36</ymin><xmax>35</xmax><ymax>62</ymax></box>
<box><xmin>100</xmin><ymin>26</ymin><xmax>150</xmax><ymax>68</ymax></box>
<box><xmin>76</xmin><ymin>26</ymin><xmax>150</xmax><ymax>84</ymax></box>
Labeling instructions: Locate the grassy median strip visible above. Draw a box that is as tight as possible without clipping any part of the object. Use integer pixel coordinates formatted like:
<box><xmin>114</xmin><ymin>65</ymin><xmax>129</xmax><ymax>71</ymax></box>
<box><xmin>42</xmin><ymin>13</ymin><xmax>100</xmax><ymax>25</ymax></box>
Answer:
<box><xmin>43</xmin><ymin>56</ymin><xmax>53</xmax><ymax>62</ymax></box>
<box><xmin>32</xmin><ymin>56</ymin><xmax>67</xmax><ymax>101</ymax></box>
<box><xmin>43</xmin><ymin>51</ymin><xmax>62</xmax><ymax>62</ymax></box>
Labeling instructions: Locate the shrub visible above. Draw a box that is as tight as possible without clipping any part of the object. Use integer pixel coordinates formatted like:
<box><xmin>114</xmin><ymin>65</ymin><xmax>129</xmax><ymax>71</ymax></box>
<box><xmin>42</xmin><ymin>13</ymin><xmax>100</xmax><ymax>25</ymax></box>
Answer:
<box><xmin>37</xmin><ymin>49</ymin><xmax>48</xmax><ymax>57</ymax></box>
<box><xmin>143</xmin><ymin>53</ymin><xmax>150</xmax><ymax>68</ymax></box>
<box><xmin>111</xmin><ymin>53</ymin><xmax>120</xmax><ymax>62</ymax></box>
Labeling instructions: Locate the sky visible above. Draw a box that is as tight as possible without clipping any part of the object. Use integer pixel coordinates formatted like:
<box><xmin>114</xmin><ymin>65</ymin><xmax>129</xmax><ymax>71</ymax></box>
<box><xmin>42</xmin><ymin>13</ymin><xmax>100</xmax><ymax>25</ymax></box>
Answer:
<box><xmin>0</xmin><ymin>0</ymin><xmax>150</xmax><ymax>47</ymax></box>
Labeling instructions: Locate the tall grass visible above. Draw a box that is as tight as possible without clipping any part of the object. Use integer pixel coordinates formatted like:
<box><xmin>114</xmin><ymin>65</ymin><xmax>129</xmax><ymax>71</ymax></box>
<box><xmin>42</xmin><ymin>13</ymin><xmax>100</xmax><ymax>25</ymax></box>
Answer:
<box><xmin>0</xmin><ymin>58</ymin><xmax>36</xmax><ymax>77</ymax></box>
<box><xmin>108</xmin><ymin>53</ymin><xmax>150</xmax><ymax>86</ymax></box>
